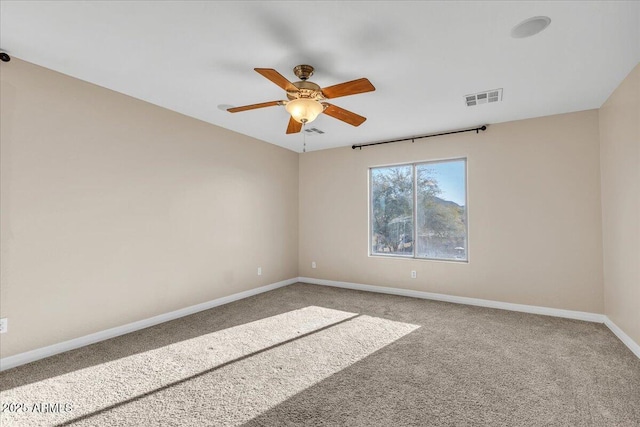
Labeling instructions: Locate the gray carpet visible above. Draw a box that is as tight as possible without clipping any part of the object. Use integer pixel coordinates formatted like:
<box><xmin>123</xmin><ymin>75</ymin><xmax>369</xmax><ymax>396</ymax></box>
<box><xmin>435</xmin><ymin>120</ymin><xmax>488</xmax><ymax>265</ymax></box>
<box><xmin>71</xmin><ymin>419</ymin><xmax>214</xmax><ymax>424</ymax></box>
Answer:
<box><xmin>1</xmin><ymin>283</ymin><xmax>639</xmax><ymax>426</ymax></box>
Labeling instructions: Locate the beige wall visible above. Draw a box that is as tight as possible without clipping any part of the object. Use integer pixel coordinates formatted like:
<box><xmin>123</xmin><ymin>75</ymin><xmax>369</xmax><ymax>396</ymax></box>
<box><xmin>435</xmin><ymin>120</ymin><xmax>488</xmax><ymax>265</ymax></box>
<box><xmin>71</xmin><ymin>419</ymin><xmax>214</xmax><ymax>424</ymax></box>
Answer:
<box><xmin>299</xmin><ymin>111</ymin><xmax>604</xmax><ymax>313</ymax></box>
<box><xmin>0</xmin><ymin>59</ymin><xmax>299</xmax><ymax>358</ymax></box>
<box><xmin>600</xmin><ymin>63</ymin><xmax>640</xmax><ymax>345</ymax></box>
<box><xmin>3</xmin><ymin>57</ymin><xmax>636</xmax><ymax>360</ymax></box>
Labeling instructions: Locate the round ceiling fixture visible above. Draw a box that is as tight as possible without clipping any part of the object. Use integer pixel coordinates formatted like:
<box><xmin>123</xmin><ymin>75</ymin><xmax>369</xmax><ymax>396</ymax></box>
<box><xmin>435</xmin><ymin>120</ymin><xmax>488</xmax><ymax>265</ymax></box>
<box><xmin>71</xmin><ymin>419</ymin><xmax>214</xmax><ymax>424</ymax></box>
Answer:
<box><xmin>511</xmin><ymin>16</ymin><xmax>551</xmax><ymax>38</ymax></box>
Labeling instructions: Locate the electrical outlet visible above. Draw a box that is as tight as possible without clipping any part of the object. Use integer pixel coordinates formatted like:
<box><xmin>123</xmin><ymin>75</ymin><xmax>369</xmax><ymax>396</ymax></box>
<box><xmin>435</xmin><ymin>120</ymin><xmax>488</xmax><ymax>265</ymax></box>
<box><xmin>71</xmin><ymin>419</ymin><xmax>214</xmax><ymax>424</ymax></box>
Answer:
<box><xmin>0</xmin><ymin>318</ymin><xmax>7</xmax><ymax>334</ymax></box>
<box><xmin>257</xmin><ymin>267</ymin><xmax>262</xmax><ymax>276</ymax></box>
<box><xmin>411</xmin><ymin>270</ymin><xmax>417</xmax><ymax>279</ymax></box>
<box><xmin>311</xmin><ymin>261</ymin><xmax>317</xmax><ymax>269</ymax></box>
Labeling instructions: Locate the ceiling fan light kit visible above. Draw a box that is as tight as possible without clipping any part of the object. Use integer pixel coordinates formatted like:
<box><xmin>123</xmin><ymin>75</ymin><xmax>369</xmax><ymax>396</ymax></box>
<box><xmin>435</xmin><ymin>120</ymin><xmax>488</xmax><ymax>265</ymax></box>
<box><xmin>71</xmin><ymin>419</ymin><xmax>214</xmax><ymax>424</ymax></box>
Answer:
<box><xmin>285</xmin><ymin>98</ymin><xmax>325</xmax><ymax>124</ymax></box>
<box><xmin>228</xmin><ymin>65</ymin><xmax>375</xmax><ymax>134</ymax></box>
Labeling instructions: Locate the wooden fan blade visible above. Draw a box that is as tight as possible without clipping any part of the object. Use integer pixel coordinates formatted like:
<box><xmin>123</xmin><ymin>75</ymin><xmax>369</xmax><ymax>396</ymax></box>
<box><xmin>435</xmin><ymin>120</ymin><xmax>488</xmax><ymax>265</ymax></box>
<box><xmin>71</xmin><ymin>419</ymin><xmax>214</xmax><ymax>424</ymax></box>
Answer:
<box><xmin>322</xmin><ymin>103</ymin><xmax>367</xmax><ymax>127</ymax></box>
<box><xmin>255</xmin><ymin>68</ymin><xmax>298</xmax><ymax>92</ymax></box>
<box><xmin>286</xmin><ymin>117</ymin><xmax>303</xmax><ymax>134</ymax></box>
<box><xmin>227</xmin><ymin>101</ymin><xmax>281</xmax><ymax>113</ymax></box>
<box><xmin>321</xmin><ymin>78</ymin><xmax>375</xmax><ymax>99</ymax></box>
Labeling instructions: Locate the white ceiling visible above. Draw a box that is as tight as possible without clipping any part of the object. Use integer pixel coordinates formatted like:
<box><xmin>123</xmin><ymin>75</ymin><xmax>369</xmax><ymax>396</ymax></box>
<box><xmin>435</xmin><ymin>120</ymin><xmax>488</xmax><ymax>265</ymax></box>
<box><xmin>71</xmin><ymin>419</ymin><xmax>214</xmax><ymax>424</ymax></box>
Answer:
<box><xmin>1</xmin><ymin>1</ymin><xmax>639</xmax><ymax>153</ymax></box>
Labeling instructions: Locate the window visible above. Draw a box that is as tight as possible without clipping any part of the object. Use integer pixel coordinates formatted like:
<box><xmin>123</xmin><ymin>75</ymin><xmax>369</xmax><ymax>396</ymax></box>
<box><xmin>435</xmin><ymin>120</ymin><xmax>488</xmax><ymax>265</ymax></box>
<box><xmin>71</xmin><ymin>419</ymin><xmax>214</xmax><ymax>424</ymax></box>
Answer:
<box><xmin>370</xmin><ymin>159</ymin><xmax>467</xmax><ymax>261</ymax></box>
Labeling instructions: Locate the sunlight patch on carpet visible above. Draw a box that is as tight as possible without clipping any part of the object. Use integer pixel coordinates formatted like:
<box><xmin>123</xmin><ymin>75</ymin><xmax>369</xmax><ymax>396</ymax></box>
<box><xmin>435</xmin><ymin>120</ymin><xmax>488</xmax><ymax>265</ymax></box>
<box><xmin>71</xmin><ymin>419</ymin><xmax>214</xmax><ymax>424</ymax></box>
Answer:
<box><xmin>70</xmin><ymin>315</ymin><xmax>419</xmax><ymax>426</ymax></box>
<box><xmin>0</xmin><ymin>306</ymin><xmax>359</xmax><ymax>426</ymax></box>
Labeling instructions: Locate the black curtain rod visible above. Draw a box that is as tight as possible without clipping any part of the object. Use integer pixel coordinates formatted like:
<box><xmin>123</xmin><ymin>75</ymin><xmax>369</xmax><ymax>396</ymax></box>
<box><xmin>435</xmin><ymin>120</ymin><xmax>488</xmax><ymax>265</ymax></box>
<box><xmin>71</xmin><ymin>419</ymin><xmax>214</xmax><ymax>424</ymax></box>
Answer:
<box><xmin>351</xmin><ymin>125</ymin><xmax>487</xmax><ymax>150</ymax></box>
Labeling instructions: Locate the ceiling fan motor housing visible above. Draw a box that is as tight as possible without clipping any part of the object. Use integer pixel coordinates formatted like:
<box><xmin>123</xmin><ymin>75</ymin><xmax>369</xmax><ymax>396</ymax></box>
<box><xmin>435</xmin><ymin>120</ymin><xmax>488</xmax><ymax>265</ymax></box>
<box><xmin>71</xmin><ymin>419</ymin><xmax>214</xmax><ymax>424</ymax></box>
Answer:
<box><xmin>286</xmin><ymin>80</ymin><xmax>324</xmax><ymax>101</ymax></box>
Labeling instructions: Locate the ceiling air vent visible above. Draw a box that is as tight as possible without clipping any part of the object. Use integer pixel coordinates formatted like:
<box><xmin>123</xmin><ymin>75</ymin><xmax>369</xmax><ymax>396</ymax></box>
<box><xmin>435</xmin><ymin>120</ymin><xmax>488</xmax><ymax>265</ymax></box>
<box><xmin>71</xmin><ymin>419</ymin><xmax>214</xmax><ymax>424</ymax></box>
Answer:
<box><xmin>304</xmin><ymin>127</ymin><xmax>325</xmax><ymax>135</ymax></box>
<box><xmin>465</xmin><ymin>88</ymin><xmax>503</xmax><ymax>107</ymax></box>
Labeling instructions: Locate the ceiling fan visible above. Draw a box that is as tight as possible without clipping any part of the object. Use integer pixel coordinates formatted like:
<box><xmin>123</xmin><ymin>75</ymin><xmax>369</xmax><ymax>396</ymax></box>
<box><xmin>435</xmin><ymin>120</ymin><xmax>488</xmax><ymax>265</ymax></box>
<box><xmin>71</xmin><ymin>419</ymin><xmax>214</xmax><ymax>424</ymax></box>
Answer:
<box><xmin>227</xmin><ymin>65</ymin><xmax>375</xmax><ymax>134</ymax></box>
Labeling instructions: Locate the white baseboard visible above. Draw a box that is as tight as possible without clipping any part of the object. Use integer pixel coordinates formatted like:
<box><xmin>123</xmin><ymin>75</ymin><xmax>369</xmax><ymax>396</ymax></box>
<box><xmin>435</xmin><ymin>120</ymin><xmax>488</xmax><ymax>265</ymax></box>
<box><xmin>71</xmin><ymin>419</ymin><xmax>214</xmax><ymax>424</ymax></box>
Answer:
<box><xmin>2</xmin><ymin>277</ymin><xmax>638</xmax><ymax>370</ymax></box>
<box><xmin>0</xmin><ymin>278</ymin><xmax>297</xmax><ymax>372</ymax></box>
<box><xmin>604</xmin><ymin>317</ymin><xmax>640</xmax><ymax>359</ymax></box>
<box><xmin>299</xmin><ymin>277</ymin><xmax>605</xmax><ymax>322</ymax></box>
<box><xmin>300</xmin><ymin>277</ymin><xmax>640</xmax><ymax>359</ymax></box>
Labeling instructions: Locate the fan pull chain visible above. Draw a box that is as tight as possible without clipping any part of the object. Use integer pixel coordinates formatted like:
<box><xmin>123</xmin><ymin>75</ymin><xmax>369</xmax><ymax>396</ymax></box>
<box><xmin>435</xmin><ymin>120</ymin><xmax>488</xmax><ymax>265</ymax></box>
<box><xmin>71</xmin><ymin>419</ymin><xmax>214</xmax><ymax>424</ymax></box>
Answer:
<box><xmin>303</xmin><ymin>122</ymin><xmax>307</xmax><ymax>153</ymax></box>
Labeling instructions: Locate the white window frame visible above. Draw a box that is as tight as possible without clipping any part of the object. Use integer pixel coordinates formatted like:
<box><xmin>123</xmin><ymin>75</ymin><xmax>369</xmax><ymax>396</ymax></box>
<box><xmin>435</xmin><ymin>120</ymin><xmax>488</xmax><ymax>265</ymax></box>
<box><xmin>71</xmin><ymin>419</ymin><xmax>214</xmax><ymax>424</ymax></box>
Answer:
<box><xmin>369</xmin><ymin>157</ymin><xmax>468</xmax><ymax>263</ymax></box>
